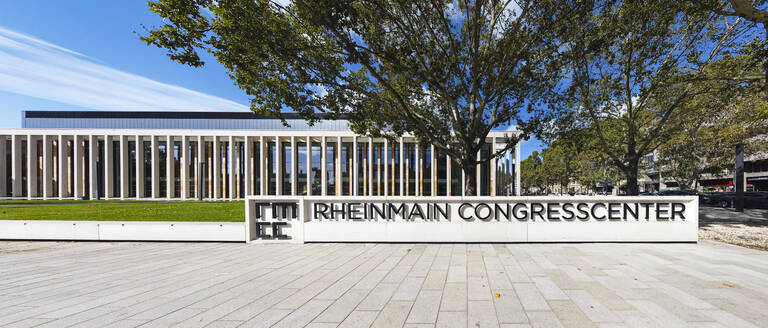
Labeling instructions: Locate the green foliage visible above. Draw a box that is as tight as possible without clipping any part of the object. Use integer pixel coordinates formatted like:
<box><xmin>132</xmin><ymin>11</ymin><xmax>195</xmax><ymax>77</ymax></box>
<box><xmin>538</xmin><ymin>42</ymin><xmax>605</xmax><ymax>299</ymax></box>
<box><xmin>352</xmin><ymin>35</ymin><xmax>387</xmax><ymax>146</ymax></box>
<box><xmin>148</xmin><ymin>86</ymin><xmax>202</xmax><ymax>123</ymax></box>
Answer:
<box><xmin>656</xmin><ymin>56</ymin><xmax>768</xmax><ymax>188</ymax></box>
<box><xmin>548</xmin><ymin>0</ymin><xmax>754</xmax><ymax>195</ymax></box>
<box><xmin>141</xmin><ymin>0</ymin><xmax>567</xmax><ymax>195</ymax></box>
<box><xmin>525</xmin><ymin>127</ymin><xmax>621</xmax><ymax>194</ymax></box>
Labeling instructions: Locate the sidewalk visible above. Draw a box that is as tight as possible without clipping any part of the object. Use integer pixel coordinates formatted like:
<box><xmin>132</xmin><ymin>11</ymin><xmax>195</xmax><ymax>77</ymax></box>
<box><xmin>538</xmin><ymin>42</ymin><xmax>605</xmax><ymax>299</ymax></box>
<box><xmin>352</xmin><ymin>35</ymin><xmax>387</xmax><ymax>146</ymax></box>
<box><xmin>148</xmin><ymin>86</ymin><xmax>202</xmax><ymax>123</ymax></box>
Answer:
<box><xmin>1</xmin><ymin>241</ymin><xmax>767</xmax><ymax>327</ymax></box>
<box><xmin>700</xmin><ymin>206</ymin><xmax>768</xmax><ymax>223</ymax></box>
<box><xmin>699</xmin><ymin>207</ymin><xmax>768</xmax><ymax>251</ymax></box>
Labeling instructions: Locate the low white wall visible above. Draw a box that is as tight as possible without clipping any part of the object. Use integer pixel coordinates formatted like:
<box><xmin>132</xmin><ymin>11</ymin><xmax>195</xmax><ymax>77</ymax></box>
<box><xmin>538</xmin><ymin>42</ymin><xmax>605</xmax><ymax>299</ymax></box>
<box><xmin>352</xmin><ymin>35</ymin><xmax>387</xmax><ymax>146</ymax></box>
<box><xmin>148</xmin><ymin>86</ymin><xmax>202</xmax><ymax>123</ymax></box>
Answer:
<box><xmin>0</xmin><ymin>220</ymin><xmax>244</xmax><ymax>242</ymax></box>
<box><xmin>246</xmin><ymin>196</ymin><xmax>699</xmax><ymax>243</ymax></box>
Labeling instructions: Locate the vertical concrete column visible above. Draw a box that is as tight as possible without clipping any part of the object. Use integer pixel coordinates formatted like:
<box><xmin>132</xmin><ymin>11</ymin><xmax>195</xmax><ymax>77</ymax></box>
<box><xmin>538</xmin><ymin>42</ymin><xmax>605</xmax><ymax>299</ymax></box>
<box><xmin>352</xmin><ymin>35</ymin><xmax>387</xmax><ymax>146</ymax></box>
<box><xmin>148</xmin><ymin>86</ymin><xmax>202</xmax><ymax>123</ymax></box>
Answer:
<box><xmin>400</xmin><ymin>137</ymin><xmax>408</xmax><ymax>196</ymax></box>
<box><xmin>104</xmin><ymin>135</ymin><xmax>113</xmax><ymax>199</ymax></box>
<box><xmin>244</xmin><ymin>136</ymin><xmax>251</xmax><ymax>196</ymax></box>
<box><xmin>228</xmin><ymin>136</ymin><xmax>234</xmax><ymax>199</ymax></box>
<box><xmin>368</xmin><ymin>138</ymin><xmax>373</xmax><ymax>196</ymax></box>
<box><xmin>384</xmin><ymin>139</ymin><xmax>389</xmax><ymax>196</ymax></box>
<box><xmin>291</xmin><ymin>136</ymin><xmax>297</xmax><ymax>196</ymax></box>
<box><xmin>352</xmin><ymin>136</ymin><xmax>357</xmax><ymax>196</ymax></box>
<box><xmin>151</xmin><ymin>136</ymin><xmax>158</xmax><ymax>199</ymax></box>
<box><xmin>213</xmin><ymin>136</ymin><xmax>219</xmax><ymax>199</ymax></box>
<box><xmin>376</xmin><ymin>141</ymin><xmax>381</xmax><ymax>195</ymax></box>
<box><xmin>181</xmin><ymin>136</ymin><xmax>189</xmax><ymax>199</ymax></box>
<box><xmin>27</xmin><ymin>135</ymin><xmax>37</xmax><ymax>199</ymax></box>
<box><xmin>461</xmin><ymin>157</ymin><xmax>466</xmax><ymax>197</ymax></box>
<box><xmin>320</xmin><ymin>137</ymin><xmax>326</xmax><ymax>196</ymax></box>
<box><xmin>515</xmin><ymin>140</ymin><xmax>521</xmax><ymax>196</ymax></box>
<box><xmin>491</xmin><ymin>137</ymin><xmax>496</xmax><ymax>196</ymax></box>
<box><xmin>508</xmin><ymin>151</ymin><xmax>512</xmax><ymax>196</ymax></box>
<box><xmin>43</xmin><ymin>135</ymin><xmax>52</xmax><ymax>199</ymax></box>
<box><xmin>120</xmin><ymin>135</ymin><xmax>128</xmax><ymax>199</ymax></box>
<box><xmin>200</xmin><ymin>136</ymin><xmax>205</xmax><ymax>199</ymax></box>
<box><xmin>235</xmin><ymin>137</ymin><xmax>241</xmax><ymax>198</ymax></box>
<box><xmin>336</xmin><ymin>136</ymin><xmax>341</xmax><ymax>196</ymax></box>
<box><xmin>404</xmin><ymin>142</ymin><xmax>409</xmax><ymax>196</ymax></box>
<box><xmin>88</xmin><ymin>135</ymin><xmax>98</xmax><ymax>199</ymax></box>
<box><xmin>167</xmin><ymin>136</ymin><xmax>175</xmax><ymax>199</ymax></box>
<box><xmin>446</xmin><ymin>153</ymin><xmax>452</xmax><ymax>196</ymax></box>
<box><xmin>360</xmin><ymin>138</ymin><xmax>370</xmax><ymax>196</ymax></box>
<box><xmin>306</xmin><ymin>136</ymin><xmax>312</xmax><ymax>196</ymax></box>
<box><xmin>58</xmin><ymin>135</ymin><xmax>67</xmax><ymax>199</ymax></box>
<box><xmin>207</xmin><ymin>137</ymin><xmax>213</xmax><ymax>198</ymax></box>
<box><xmin>259</xmin><ymin>136</ymin><xmax>266</xmax><ymax>195</ymax></box>
<box><xmin>476</xmin><ymin>144</ymin><xmax>481</xmax><ymax>196</ymax></box>
<box><xmin>0</xmin><ymin>136</ymin><xmax>7</xmax><ymax>197</ymax></box>
<box><xmin>73</xmin><ymin>135</ymin><xmax>83</xmax><ymax>199</ymax></box>
<box><xmin>415</xmin><ymin>143</ymin><xmax>420</xmax><ymax>197</ymax></box>
<box><xmin>273</xmin><ymin>136</ymin><xmax>285</xmax><ymax>195</ymax></box>
<box><xmin>136</xmin><ymin>135</ymin><xmax>144</xmax><ymax>198</ymax></box>
<box><xmin>432</xmin><ymin>144</ymin><xmax>437</xmax><ymax>196</ymax></box>
<box><xmin>14</xmin><ymin>135</ymin><xmax>24</xmax><ymax>198</ymax></box>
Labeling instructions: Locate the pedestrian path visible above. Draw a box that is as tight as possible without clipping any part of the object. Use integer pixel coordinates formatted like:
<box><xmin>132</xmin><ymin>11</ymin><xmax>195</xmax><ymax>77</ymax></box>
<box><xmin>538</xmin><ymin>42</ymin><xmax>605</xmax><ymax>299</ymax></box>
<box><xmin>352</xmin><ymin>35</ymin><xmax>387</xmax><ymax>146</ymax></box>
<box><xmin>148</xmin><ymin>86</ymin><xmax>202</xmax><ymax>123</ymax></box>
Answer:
<box><xmin>0</xmin><ymin>241</ymin><xmax>766</xmax><ymax>327</ymax></box>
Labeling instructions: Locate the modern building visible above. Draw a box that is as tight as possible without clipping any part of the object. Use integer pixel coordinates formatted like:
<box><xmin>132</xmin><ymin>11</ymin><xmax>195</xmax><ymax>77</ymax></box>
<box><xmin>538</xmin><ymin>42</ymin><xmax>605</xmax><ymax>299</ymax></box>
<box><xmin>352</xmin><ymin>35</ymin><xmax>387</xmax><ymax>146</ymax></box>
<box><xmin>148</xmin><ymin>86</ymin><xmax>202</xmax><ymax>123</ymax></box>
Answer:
<box><xmin>1</xmin><ymin>111</ymin><xmax>521</xmax><ymax>200</ymax></box>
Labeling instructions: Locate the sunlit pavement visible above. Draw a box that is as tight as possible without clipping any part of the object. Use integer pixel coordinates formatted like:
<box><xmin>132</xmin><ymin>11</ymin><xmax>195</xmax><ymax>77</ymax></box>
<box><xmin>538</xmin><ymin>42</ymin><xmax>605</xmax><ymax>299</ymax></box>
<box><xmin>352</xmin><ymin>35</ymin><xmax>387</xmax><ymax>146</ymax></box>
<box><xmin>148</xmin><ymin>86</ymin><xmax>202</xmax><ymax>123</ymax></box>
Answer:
<box><xmin>0</xmin><ymin>241</ymin><xmax>766</xmax><ymax>327</ymax></box>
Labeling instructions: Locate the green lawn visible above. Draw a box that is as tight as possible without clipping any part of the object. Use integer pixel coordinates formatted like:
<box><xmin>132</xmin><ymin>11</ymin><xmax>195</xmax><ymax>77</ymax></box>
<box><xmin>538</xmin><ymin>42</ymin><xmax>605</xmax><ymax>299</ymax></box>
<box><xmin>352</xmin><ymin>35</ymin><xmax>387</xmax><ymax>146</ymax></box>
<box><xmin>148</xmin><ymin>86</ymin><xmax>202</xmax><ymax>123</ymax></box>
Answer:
<box><xmin>0</xmin><ymin>200</ymin><xmax>244</xmax><ymax>222</ymax></box>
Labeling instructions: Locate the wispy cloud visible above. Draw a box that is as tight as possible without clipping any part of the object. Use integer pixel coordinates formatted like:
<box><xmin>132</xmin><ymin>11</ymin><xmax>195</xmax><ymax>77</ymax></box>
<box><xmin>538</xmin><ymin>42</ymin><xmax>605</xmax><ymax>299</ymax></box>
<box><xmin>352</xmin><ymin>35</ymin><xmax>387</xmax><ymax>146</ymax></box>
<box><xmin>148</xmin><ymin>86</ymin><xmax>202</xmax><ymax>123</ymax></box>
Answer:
<box><xmin>0</xmin><ymin>26</ymin><xmax>249</xmax><ymax>112</ymax></box>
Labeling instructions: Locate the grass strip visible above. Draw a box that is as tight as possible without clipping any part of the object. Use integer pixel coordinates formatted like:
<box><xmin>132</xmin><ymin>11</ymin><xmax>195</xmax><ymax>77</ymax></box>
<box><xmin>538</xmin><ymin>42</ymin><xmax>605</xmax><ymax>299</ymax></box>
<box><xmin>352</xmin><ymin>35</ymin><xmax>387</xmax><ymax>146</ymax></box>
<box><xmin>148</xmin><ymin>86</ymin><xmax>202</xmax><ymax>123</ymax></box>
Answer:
<box><xmin>0</xmin><ymin>200</ymin><xmax>244</xmax><ymax>222</ymax></box>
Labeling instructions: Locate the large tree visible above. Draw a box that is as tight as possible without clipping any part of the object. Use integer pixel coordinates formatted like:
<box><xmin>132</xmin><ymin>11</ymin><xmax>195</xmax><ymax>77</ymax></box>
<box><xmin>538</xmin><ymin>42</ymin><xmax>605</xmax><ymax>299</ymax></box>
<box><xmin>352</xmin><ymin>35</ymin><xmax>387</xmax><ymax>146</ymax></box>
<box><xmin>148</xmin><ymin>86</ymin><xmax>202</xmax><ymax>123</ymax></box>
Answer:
<box><xmin>140</xmin><ymin>0</ymin><xmax>565</xmax><ymax>195</ymax></box>
<box><xmin>551</xmin><ymin>0</ymin><xmax>749</xmax><ymax>195</ymax></box>
<box><xmin>697</xmin><ymin>0</ymin><xmax>768</xmax><ymax>90</ymax></box>
<box><xmin>656</xmin><ymin>55</ymin><xmax>768</xmax><ymax>189</ymax></box>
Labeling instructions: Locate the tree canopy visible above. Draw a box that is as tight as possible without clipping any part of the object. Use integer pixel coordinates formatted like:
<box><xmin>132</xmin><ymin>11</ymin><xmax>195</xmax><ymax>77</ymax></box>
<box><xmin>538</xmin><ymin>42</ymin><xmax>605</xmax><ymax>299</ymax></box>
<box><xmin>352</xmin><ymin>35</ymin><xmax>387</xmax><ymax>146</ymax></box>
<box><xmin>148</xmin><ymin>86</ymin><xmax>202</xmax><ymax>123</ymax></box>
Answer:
<box><xmin>141</xmin><ymin>0</ymin><xmax>567</xmax><ymax>195</ymax></box>
<box><xmin>544</xmin><ymin>0</ymin><xmax>756</xmax><ymax>195</ymax></box>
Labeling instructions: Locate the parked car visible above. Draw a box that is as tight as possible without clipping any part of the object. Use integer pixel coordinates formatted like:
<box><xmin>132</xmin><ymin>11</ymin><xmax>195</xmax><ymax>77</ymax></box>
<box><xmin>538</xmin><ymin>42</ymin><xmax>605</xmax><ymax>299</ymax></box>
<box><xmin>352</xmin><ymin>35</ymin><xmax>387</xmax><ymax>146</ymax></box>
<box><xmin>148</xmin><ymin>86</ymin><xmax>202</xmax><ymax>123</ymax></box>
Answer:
<box><xmin>706</xmin><ymin>192</ymin><xmax>768</xmax><ymax>209</ymax></box>
<box><xmin>707</xmin><ymin>193</ymin><xmax>734</xmax><ymax>208</ymax></box>
<box><xmin>698</xmin><ymin>193</ymin><xmax>716</xmax><ymax>205</ymax></box>
<box><xmin>659</xmin><ymin>189</ymin><xmax>698</xmax><ymax>196</ymax></box>
<box><xmin>745</xmin><ymin>192</ymin><xmax>768</xmax><ymax>209</ymax></box>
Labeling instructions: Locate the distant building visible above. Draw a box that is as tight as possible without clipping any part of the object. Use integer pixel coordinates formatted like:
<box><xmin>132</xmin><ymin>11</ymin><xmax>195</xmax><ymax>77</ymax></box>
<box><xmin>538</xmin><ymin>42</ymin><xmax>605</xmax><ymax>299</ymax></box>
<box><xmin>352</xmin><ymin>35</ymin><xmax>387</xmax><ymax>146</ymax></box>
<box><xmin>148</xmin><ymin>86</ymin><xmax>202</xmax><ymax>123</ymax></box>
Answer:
<box><xmin>1</xmin><ymin>111</ymin><xmax>521</xmax><ymax>200</ymax></box>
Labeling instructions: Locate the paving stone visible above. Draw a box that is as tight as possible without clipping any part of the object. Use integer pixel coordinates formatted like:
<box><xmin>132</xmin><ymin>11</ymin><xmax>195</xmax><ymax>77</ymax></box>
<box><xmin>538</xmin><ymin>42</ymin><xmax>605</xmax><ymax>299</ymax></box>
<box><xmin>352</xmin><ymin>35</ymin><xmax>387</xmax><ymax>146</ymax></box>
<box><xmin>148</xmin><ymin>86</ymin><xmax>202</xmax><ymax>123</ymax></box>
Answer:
<box><xmin>370</xmin><ymin>300</ymin><xmax>413</xmax><ymax>328</ymax></box>
<box><xmin>492</xmin><ymin>289</ymin><xmax>527</xmax><ymax>324</ymax></box>
<box><xmin>440</xmin><ymin>282</ymin><xmax>467</xmax><ymax>312</ymax></box>
<box><xmin>531</xmin><ymin>277</ymin><xmax>568</xmax><ymax>301</ymax></box>
<box><xmin>406</xmin><ymin>290</ymin><xmax>442</xmax><ymax>323</ymax></box>
<box><xmin>526</xmin><ymin>311</ymin><xmax>564</xmax><ymax>328</ymax></box>
<box><xmin>273</xmin><ymin>299</ymin><xmax>333</xmax><ymax>328</ymax></box>
<box><xmin>240</xmin><ymin>308</ymin><xmax>292</xmax><ymax>328</ymax></box>
<box><xmin>468</xmin><ymin>300</ymin><xmax>500</xmax><ymax>328</ymax></box>
<box><xmin>392</xmin><ymin>277</ymin><xmax>425</xmax><ymax>301</ymax></box>
<box><xmin>468</xmin><ymin>276</ymin><xmax>492</xmax><ymax>301</ymax></box>
<box><xmin>356</xmin><ymin>282</ymin><xmax>399</xmax><ymax>311</ymax></box>
<box><xmin>565</xmin><ymin>290</ymin><xmax>621</xmax><ymax>323</ymax></box>
<box><xmin>315</xmin><ymin>289</ymin><xmax>370</xmax><ymax>323</ymax></box>
<box><xmin>436</xmin><ymin>311</ymin><xmax>466</xmax><ymax>328</ymax></box>
<box><xmin>513</xmin><ymin>283</ymin><xmax>550</xmax><ymax>312</ymax></box>
<box><xmin>337</xmin><ymin>310</ymin><xmax>378</xmax><ymax>328</ymax></box>
<box><xmin>0</xmin><ymin>241</ymin><xmax>767</xmax><ymax>328</ymax></box>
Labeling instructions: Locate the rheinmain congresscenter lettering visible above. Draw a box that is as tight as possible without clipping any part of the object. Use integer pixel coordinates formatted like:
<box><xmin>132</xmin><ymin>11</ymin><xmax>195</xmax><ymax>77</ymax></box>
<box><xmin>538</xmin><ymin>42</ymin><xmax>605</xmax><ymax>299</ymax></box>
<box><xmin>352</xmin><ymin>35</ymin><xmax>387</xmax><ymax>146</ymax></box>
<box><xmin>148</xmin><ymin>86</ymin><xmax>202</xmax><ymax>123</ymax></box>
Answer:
<box><xmin>253</xmin><ymin>201</ymin><xmax>688</xmax><ymax>222</ymax></box>
<box><xmin>313</xmin><ymin>202</ymin><xmax>686</xmax><ymax>221</ymax></box>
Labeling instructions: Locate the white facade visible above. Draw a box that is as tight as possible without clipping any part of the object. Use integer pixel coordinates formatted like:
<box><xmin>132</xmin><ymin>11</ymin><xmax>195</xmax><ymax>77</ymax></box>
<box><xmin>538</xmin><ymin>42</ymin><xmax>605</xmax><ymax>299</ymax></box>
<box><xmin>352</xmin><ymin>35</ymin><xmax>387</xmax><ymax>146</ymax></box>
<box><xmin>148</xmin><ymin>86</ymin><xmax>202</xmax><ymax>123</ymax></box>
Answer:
<box><xmin>0</xmin><ymin>128</ymin><xmax>521</xmax><ymax>200</ymax></box>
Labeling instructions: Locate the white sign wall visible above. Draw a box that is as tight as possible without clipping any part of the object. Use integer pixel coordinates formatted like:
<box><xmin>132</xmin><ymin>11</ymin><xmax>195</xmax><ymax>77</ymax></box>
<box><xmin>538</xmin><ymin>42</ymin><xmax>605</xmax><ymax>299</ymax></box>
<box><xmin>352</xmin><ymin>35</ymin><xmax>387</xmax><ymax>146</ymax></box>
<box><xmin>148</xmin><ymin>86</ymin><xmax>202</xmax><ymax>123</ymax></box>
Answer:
<box><xmin>245</xmin><ymin>196</ymin><xmax>699</xmax><ymax>243</ymax></box>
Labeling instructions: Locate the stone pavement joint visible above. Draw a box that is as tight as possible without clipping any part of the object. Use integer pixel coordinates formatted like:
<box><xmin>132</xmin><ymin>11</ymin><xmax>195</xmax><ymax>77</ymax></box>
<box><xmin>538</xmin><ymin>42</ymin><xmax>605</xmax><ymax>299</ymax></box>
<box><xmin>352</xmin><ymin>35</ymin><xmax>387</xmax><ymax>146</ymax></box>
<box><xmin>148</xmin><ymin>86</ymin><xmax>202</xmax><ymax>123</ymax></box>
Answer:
<box><xmin>0</xmin><ymin>241</ymin><xmax>766</xmax><ymax>327</ymax></box>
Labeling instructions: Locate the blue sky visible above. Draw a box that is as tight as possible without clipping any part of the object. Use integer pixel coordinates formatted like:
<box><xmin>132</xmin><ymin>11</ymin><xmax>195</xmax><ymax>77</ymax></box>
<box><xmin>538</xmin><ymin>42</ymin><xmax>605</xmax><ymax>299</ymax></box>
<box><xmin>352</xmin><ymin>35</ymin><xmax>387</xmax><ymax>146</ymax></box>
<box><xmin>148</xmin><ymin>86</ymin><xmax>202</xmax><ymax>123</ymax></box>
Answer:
<box><xmin>0</xmin><ymin>0</ymin><xmax>543</xmax><ymax>158</ymax></box>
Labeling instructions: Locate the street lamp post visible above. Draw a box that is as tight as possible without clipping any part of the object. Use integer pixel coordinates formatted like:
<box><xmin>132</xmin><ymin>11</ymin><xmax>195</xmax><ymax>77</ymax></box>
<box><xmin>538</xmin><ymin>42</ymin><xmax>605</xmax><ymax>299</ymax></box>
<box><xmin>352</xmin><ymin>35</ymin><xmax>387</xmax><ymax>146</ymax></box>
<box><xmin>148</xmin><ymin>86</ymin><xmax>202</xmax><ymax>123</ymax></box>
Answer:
<box><xmin>735</xmin><ymin>143</ymin><xmax>744</xmax><ymax>212</ymax></box>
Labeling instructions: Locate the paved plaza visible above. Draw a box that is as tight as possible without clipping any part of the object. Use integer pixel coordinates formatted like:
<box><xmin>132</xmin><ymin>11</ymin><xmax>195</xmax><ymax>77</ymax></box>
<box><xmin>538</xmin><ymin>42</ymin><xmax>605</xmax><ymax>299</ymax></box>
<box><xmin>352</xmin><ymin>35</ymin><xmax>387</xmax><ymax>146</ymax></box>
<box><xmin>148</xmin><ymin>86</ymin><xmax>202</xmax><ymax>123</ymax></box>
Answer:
<box><xmin>0</xmin><ymin>241</ymin><xmax>767</xmax><ymax>328</ymax></box>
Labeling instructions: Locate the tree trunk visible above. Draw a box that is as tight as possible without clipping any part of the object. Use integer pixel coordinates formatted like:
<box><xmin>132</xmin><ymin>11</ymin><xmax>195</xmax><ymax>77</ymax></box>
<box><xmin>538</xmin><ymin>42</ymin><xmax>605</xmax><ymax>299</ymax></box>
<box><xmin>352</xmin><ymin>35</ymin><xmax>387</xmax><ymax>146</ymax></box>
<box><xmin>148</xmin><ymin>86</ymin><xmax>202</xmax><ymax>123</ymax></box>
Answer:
<box><xmin>463</xmin><ymin>164</ymin><xmax>477</xmax><ymax>196</ymax></box>
<box><xmin>624</xmin><ymin>160</ymin><xmax>640</xmax><ymax>196</ymax></box>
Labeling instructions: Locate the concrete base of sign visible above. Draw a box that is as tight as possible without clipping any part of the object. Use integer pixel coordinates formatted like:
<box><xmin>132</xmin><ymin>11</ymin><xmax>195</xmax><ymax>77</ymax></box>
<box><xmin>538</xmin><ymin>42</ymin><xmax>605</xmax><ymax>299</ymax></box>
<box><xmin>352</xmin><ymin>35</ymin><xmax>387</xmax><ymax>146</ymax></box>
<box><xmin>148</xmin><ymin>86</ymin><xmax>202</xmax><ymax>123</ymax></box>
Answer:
<box><xmin>0</xmin><ymin>220</ymin><xmax>244</xmax><ymax>242</ymax></box>
<box><xmin>245</xmin><ymin>196</ymin><xmax>699</xmax><ymax>243</ymax></box>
